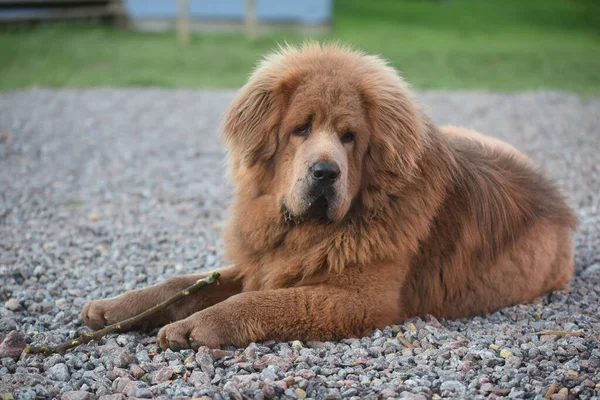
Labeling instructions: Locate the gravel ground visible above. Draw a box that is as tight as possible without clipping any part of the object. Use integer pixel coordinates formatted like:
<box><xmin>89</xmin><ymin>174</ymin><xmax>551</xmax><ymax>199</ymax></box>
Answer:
<box><xmin>0</xmin><ymin>88</ymin><xmax>599</xmax><ymax>400</ymax></box>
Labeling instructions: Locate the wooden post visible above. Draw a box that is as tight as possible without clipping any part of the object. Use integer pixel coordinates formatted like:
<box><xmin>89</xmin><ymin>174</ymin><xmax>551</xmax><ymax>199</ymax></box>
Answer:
<box><xmin>245</xmin><ymin>0</ymin><xmax>257</xmax><ymax>40</ymax></box>
<box><xmin>177</xmin><ymin>0</ymin><xmax>190</xmax><ymax>44</ymax></box>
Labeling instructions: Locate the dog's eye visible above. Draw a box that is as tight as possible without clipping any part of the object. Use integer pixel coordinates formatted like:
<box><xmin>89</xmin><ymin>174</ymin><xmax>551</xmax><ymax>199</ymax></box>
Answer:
<box><xmin>294</xmin><ymin>122</ymin><xmax>311</xmax><ymax>137</ymax></box>
<box><xmin>341</xmin><ymin>132</ymin><xmax>355</xmax><ymax>143</ymax></box>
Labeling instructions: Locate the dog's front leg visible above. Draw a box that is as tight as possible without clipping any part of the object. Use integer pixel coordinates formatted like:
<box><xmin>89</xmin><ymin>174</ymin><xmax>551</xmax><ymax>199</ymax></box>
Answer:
<box><xmin>81</xmin><ymin>265</ymin><xmax>243</xmax><ymax>330</ymax></box>
<box><xmin>157</xmin><ymin>270</ymin><xmax>403</xmax><ymax>349</ymax></box>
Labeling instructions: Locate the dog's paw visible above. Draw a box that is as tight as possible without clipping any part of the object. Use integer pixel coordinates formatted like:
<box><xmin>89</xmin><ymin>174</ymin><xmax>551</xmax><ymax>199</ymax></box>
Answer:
<box><xmin>81</xmin><ymin>298</ymin><xmax>128</xmax><ymax>330</ymax></box>
<box><xmin>157</xmin><ymin>317</ymin><xmax>222</xmax><ymax>351</ymax></box>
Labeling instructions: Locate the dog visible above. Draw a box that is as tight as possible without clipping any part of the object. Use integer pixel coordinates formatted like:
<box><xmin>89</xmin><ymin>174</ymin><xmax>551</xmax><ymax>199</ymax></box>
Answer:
<box><xmin>82</xmin><ymin>43</ymin><xmax>577</xmax><ymax>350</ymax></box>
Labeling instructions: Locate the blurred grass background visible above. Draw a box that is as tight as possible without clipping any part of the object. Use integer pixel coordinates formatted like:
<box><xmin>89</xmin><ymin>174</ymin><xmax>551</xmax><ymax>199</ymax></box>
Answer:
<box><xmin>1</xmin><ymin>0</ymin><xmax>599</xmax><ymax>94</ymax></box>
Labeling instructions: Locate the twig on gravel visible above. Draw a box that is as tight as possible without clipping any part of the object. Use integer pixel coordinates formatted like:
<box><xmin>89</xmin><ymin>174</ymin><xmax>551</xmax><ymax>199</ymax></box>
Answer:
<box><xmin>25</xmin><ymin>271</ymin><xmax>221</xmax><ymax>356</ymax></box>
<box><xmin>396</xmin><ymin>333</ymin><xmax>415</xmax><ymax>348</ymax></box>
<box><xmin>544</xmin><ymin>381</ymin><xmax>558</xmax><ymax>398</ymax></box>
<box><xmin>534</xmin><ymin>329</ymin><xmax>584</xmax><ymax>337</ymax></box>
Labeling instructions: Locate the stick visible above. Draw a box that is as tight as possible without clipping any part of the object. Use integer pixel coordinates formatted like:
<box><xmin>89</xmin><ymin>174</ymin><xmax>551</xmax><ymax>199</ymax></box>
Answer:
<box><xmin>534</xmin><ymin>329</ymin><xmax>583</xmax><ymax>337</ymax></box>
<box><xmin>25</xmin><ymin>272</ymin><xmax>221</xmax><ymax>356</ymax></box>
<box><xmin>396</xmin><ymin>333</ymin><xmax>415</xmax><ymax>348</ymax></box>
<box><xmin>544</xmin><ymin>381</ymin><xmax>558</xmax><ymax>399</ymax></box>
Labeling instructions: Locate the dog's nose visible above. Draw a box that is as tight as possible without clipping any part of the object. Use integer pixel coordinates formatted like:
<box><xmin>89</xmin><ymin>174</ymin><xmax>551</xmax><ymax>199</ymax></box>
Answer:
<box><xmin>311</xmin><ymin>161</ymin><xmax>340</xmax><ymax>181</ymax></box>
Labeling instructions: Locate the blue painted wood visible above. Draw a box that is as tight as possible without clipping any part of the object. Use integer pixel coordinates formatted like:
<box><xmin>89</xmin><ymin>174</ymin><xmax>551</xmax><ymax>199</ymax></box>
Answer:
<box><xmin>124</xmin><ymin>0</ymin><xmax>331</xmax><ymax>24</ymax></box>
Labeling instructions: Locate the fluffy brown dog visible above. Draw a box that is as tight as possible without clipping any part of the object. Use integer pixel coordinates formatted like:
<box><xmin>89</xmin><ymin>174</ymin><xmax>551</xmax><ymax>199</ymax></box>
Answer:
<box><xmin>82</xmin><ymin>43</ymin><xmax>577</xmax><ymax>350</ymax></box>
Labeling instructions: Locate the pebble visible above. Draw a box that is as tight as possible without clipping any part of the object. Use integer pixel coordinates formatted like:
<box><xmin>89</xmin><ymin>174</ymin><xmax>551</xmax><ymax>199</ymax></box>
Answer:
<box><xmin>196</xmin><ymin>347</ymin><xmax>215</xmax><ymax>378</ymax></box>
<box><xmin>98</xmin><ymin>395</ymin><xmax>126</xmax><ymax>400</ymax></box>
<box><xmin>61</xmin><ymin>391</ymin><xmax>91</xmax><ymax>400</ymax></box>
<box><xmin>440</xmin><ymin>380</ymin><xmax>465</xmax><ymax>393</ymax></box>
<box><xmin>0</xmin><ymin>330</ymin><xmax>26</xmax><ymax>361</ymax></box>
<box><xmin>150</xmin><ymin>367</ymin><xmax>173</xmax><ymax>384</ymax></box>
<box><xmin>260</xmin><ymin>365</ymin><xmax>278</xmax><ymax>381</ymax></box>
<box><xmin>47</xmin><ymin>363</ymin><xmax>71</xmax><ymax>382</ymax></box>
<box><xmin>4</xmin><ymin>299</ymin><xmax>19</xmax><ymax>311</ymax></box>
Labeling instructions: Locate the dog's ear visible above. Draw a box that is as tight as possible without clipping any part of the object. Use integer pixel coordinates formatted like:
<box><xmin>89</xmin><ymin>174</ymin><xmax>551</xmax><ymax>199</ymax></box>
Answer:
<box><xmin>222</xmin><ymin>79</ymin><xmax>281</xmax><ymax>171</ymax></box>
<box><xmin>360</xmin><ymin>56</ymin><xmax>429</xmax><ymax>205</ymax></box>
<box><xmin>365</xmin><ymin>63</ymin><xmax>426</xmax><ymax>176</ymax></box>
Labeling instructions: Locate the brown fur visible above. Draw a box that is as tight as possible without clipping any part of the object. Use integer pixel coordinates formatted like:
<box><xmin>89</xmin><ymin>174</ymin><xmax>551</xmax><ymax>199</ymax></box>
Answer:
<box><xmin>81</xmin><ymin>43</ymin><xmax>577</xmax><ymax>349</ymax></box>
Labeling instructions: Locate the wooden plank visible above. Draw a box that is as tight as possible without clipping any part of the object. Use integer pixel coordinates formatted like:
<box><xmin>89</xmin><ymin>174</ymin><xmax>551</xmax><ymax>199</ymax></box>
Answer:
<box><xmin>0</xmin><ymin>1</ymin><xmax>108</xmax><ymax>5</ymax></box>
<box><xmin>0</xmin><ymin>5</ymin><xmax>116</xmax><ymax>21</ymax></box>
<box><xmin>176</xmin><ymin>0</ymin><xmax>190</xmax><ymax>44</ymax></box>
<box><xmin>244</xmin><ymin>0</ymin><xmax>257</xmax><ymax>40</ymax></box>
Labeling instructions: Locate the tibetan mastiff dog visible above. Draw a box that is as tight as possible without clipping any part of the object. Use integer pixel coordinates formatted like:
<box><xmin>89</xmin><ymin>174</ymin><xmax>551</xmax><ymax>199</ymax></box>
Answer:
<box><xmin>82</xmin><ymin>43</ymin><xmax>577</xmax><ymax>350</ymax></box>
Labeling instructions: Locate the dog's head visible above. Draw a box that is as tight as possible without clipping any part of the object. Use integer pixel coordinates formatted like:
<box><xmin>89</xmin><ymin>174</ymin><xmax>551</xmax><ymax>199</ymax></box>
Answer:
<box><xmin>223</xmin><ymin>43</ymin><xmax>427</xmax><ymax>224</ymax></box>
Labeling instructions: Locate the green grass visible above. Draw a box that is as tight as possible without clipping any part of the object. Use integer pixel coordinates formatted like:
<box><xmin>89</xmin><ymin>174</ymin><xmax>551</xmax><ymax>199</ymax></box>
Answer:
<box><xmin>1</xmin><ymin>0</ymin><xmax>599</xmax><ymax>93</ymax></box>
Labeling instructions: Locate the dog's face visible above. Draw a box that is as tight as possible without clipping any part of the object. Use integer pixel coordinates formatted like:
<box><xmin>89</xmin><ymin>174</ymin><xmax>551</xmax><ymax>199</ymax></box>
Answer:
<box><xmin>275</xmin><ymin>75</ymin><xmax>369</xmax><ymax>223</ymax></box>
<box><xmin>223</xmin><ymin>43</ymin><xmax>427</xmax><ymax>225</ymax></box>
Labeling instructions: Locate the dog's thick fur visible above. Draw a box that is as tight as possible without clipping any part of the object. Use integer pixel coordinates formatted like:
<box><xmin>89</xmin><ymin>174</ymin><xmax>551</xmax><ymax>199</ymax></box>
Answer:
<box><xmin>82</xmin><ymin>43</ymin><xmax>577</xmax><ymax>350</ymax></box>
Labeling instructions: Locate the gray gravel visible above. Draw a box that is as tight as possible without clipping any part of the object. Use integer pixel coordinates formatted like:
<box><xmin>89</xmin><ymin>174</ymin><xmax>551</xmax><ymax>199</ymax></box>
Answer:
<box><xmin>1</xmin><ymin>88</ymin><xmax>599</xmax><ymax>400</ymax></box>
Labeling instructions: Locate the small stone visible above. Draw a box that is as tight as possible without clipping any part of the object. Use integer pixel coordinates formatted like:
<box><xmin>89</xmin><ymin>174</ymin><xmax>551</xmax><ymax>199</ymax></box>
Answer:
<box><xmin>243</xmin><ymin>343</ymin><xmax>258</xmax><ymax>359</ymax></box>
<box><xmin>291</xmin><ymin>340</ymin><xmax>303</xmax><ymax>349</ymax></box>
<box><xmin>4</xmin><ymin>299</ymin><xmax>19</xmax><ymax>311</ymax></box>
<box><xmin>55</xmin><ymin>298</ymin><xmax>67</xmax><ymax>308</ymax></box>
<box><xmin>500</xmin><ymin>349</ymin><xmax>513</xmax><ymax>358</ymax></box>
<box><xmin>581</xmin><ymin>379</ymin><xmax>595</xmax><ymax>388</ymax></box>
<box><xmin>0</xmin><ymin>331</ymin><xmax>26</xmax><ymax>361</ymax></box>
<box><xmin>296</xmin><ymin>369</ymin><xmax>316</xmax><ymax>380</ymax></box>
<box><xmin>211</xmin><ymin>349</ymin><xmax>234</xmax><ymax>359</ymax></box>
<box><xmin>130</xmin><ymin>364</ymin><xmax>145</xmax><ymax>379</ymax></box>
<box><xmin>342</xmin><ymin>388</ymin><xmax>358</xmax><ymax>397</ymax></box>
<box><xmin>582</xmin><ymin>263</ymin><xmax>600</xmax><ymax>277</ymax></box>
<box><xmin>558</xmin><ymin>388</ymin><xmax>569</xmax><ymax>395</ymax></box>
<box><xmin>260</xmin><ymin>365</ymin><xmax>278</xmax><ymax>381</ymax></box>
<box><xmin>188</xmin><ymin>370</ymin><xmax>210</xmax><ymax>386</ymax></box>
<box><xmin>489</xmin><ymin>344</ymin><xmax>499</xmax><ymax>351</ymax></box>
<box><xmin>295</xmin><ymin>388</ymin><xmax>307</xmax><ymax>399</ymax></box>
<box><xmin>283</xmin><ymin>376</ymin><xmax>295</xmax><ymax>387</ymax></box>
<box><xmin>551</xmin><ymin>395</ymin><xmax>568</xmax><ymax>400</ymax></box>
<box><xmin>440</xmin><ymin>380</ymin><xmax>465</xmax><ymax>393</ymax></box>
<box><xmin>380</xmin><ymin>388</ymin><xmax>397</xmax><ymax>398</ymax></box>
<box><xmin>61</xmin><ymin>391</ymin><xmax>91</xmax><ymax>400</ymax></box>
<box><xmin>223</xmin><ymin>381</ymin><xmax>242</xmax><ymax>400</ymax></box>
<box><xmin>540</xmin><ymin>335</ymin><xmax>558</xmax><ymax>343</ymax></box>
<box><xmin>505</xmin><ymin>356</ymin><xmax>522</xmax><ymax>369</ymax></box>
<box><xmin>0</xmin><ymin>319</ymin><xmax>17</xmax><ymax>334</ymax></box>
<box><xmin>262</xmin><ymin>383</ymin><xmax>276</xmax><ymax>399</ymax></box>
<box><xmin>150</xmin><ymin>367</ymin><xmax>173</xmax><ymax>384</ymax></box>
<box><xmin>47</xmin><ymin>363</ymin><xmax>70</xmax><ymax>381</ymax></box>
<box><xmin>399</xmin><ymin>393</ymin><xmax>427</xmax><ymax>400</ymax></box>
<box><xmin>306</xmin><ymin>341</ymin><xmax>328</xmax><ymax>349</ymax></box>
<box><xmin>96</xmin><ymin>342</ymin><xmax>134</xmax><ymax>368</ymax></box>
<box><xmin>196</xmin><ymin>347</ymin><xmax>215</xmax><ymax>378</ymax></box>
<box><xmin>98</xmin><ymin>395</ymin><xmax>126</xmax><ymax>400</ymax></box>
<box><xmin>114</xmin><ymin>377</ymin><xmax>132</xmax><ymax>393</ymax></box>
<box><xmin>257</xmin><ymin>354</ymin><xmax>292</xmax><ymax>372</ymax></box>
<box><xmin>164</xmin><ymin>348</ymin><xmax>182</xmax><ymax>361</ymax></box>
<box><xmin>481</xmin><ymin>383</ymin><xmax>494</xmax><ymax>392</ymax></box>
